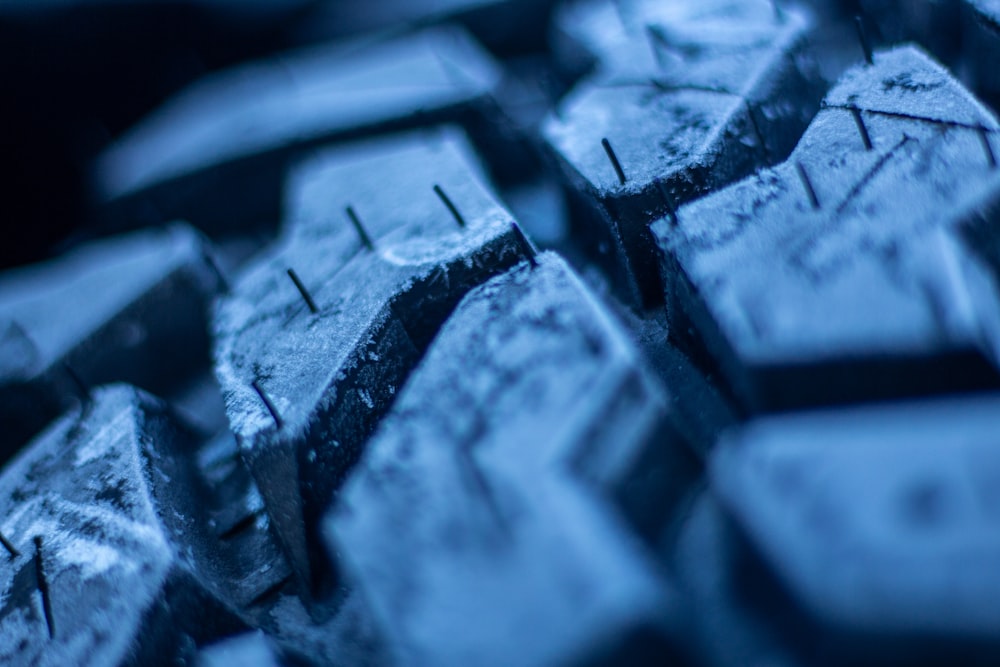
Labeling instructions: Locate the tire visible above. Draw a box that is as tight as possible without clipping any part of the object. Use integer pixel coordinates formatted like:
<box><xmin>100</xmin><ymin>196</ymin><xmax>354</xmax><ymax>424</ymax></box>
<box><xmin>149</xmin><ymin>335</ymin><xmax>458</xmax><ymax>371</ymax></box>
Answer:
<box><xmin>2</xmin><ymin>2</ymin><xmax>1000</xmax><ymax>666</ymax></box>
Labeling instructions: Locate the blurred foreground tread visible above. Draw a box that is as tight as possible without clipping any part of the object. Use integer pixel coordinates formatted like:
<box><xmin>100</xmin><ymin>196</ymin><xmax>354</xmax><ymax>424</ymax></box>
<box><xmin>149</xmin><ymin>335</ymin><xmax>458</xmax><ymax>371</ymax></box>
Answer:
<box><xmin>291</xmin><ymin>0</ymin><xmax>558</xmax><ymax>55</ymax></box>
<box><xmin>712</xmin><ymin>394</ymin><xmax>1000</xmax><ymax>664</ymax></box>
<box><xmin>543</xmin><ymin>0</ymin><xmax>823</xmax><ymax>305</ymax></box>
<box><xmin>327</xmin><ymin>253</ymin><xmax>699</xmax><ymax>667</ymax></box>
<box><xmin>0</xmin><ymin>385</ymin><xmax>257</xmax><ymax>666</ymax></box>
<box><xmin>654</xmin><ymin>45</ymin><xmax>1000</xmax><ymax>412</ymax></box>
<box><xmin>213</xmin><ymin>127</ymin><xmax>528</xmax><ymax>593</ymax></box>
<box><xmin>93</xmin><ymin>25</ymin><xmax>504</xmax><ymax>236</ymax></box>
<box><xmin>0</xmin><ymin>224</ymin><xmax>222</xmax><ymax>456</ymax></box>
<box><xmin>196</xmin><ymin>632</ymin><xmax>285</xmax><ymax>667</ymax></box>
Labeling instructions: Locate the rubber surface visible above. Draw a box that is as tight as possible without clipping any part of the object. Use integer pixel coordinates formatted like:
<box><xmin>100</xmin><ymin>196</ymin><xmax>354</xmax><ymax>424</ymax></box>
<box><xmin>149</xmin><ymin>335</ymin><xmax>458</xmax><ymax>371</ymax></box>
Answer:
<box><xmin>3</xmin><ymin>2</ymin><xmax>1000</xmax><ymax>666</ymax></box>
<box><xmin>653</xmin><ymin>45</ymin><xmax>1000</xmax><ymax>411</ymax></box>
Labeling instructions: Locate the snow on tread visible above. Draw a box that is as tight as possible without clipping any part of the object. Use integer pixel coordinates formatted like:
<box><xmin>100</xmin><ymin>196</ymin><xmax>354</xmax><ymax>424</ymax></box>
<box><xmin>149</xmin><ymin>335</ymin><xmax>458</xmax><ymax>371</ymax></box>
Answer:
<box><xmin>543</xmin><ymin>0</ymin><xmax>822</xmax><ymax>305</ymax></box>
<box><xmin>213</xmin><ymin>127</ymin><xmax>529</xmax><ymax>592</ymax></box>
<box><xmin>858</xmin><ymin>0</ymin><xmax>960</xmax><ymax>58</ymax></box>
<box><xmin>711</xmin><ymin>394</ymin><xmax>1000</xmax><ymax>661</ymax></box>
<box><xmin>0</xmin><ymin>385</ymin><xmax>257</xmax><ymax>667</ymax></box>
<box><xmin>326</xmin><ymin>253</ymin><xmax>698</xmax><ymax>667</ymax></box>
<box><xmin>92</xmin><ymin>26</ymin><xmax>503</xmax><ymax>234</ymax></box>
<box><xmin>0</xmin><ymin>224</ymin><xmax>222</xmax><ymax>455</ymax></box>
<box><xmin>653</xmin><ymin>45</ymin><xmax>1000</xmax><ymax>411</ymax></box>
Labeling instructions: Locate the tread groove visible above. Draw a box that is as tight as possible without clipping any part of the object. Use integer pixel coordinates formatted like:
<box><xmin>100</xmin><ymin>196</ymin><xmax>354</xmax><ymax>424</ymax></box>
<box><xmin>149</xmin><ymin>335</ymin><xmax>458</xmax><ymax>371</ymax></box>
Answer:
<box><xmin>218</xmin><ymin>509</ymin><xmax>265</xmax><ymax>541</ymax></box>
<box><xmin>248</xmin><ymin>574</ymin><xmax>293</xmax><ymax>608</ymax></box>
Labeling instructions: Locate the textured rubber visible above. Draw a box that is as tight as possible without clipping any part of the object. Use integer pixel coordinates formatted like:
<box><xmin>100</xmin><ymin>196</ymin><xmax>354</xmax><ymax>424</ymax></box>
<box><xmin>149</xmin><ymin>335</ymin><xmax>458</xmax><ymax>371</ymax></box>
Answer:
<box><xmin>0</xmin><ymin>224</ymin><xmax>223</xmax><ymax>454</ymax></box>
<box><xmin>93</xmin><ymin>26</ymin><xmax>505</xmax><ymax>236</ymax></box>
<box><xmin>712</xmin><ymin>394</ymin><xmax>1000</xmax><ymax>664</ymax></box>
<box><xmin>213</xmin><ymin>126</ymin><xmax>529</xmax><ymax>594</ymax></box>
<box><xmin>543</xmin><ymin>0</ymin><xmax>824</xmax><ymax>305</ymax></box>
<box><xmin>4</xmin><ymin>2</ymin><xmax>1000</xmax><ymax>666</ymax></box>
<box><xmin>0</xmin><ymin>386</ymin><xmax>250</xmax><ymax>666</ymax></box>
<box><xmin>653</xmin><ymin>45</ymin><xmax>1000</xmax><ymax>411</ymax></box>
<box><xmin>326</xmin><ymin>252</ymin><xmax>697</xmax><ymax>666</ymax></box>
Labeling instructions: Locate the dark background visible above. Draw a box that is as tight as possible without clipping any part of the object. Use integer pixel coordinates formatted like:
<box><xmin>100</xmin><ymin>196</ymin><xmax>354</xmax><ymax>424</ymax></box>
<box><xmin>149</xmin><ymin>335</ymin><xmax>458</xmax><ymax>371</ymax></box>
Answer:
<box><xmin>0</xmin><ymin>1</ymin><xmax>556</xmax><ymax>270</ymax></box>
<box><xmin>0</xmin><ymin>2</ymin><xmax>319</xmax><ymax>269</ymax></box>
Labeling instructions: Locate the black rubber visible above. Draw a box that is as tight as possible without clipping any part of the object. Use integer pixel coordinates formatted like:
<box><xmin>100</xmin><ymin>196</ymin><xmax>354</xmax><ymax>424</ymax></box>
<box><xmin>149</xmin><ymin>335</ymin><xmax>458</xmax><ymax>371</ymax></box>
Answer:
<box><xmin>0</xmin><ymin>224</ymin><xmax>223</xmax><ymax>453</ymax></box>
<box><xmin>212</xmin><ymin>126</ymin><xmax>529</xmax><ymax>594</ymax></box>
<box><xmin>543</xmin><ymin>0</ymin><xmax>824</xmax><ymax>306</ymax></box>
<box><xmin>3</xmin><ymin>2</ymin><xmax>1000</xmax><ymax>666</ymax></box>
<box><xmin>325</xmin><ymin>252</ymin><xmax>698</xmax><ymax>666</ymax></box>
<box><xmin>653</xmin><ymin>45</ymin><xmax>1000</xmax><ymax>412</ymax></box>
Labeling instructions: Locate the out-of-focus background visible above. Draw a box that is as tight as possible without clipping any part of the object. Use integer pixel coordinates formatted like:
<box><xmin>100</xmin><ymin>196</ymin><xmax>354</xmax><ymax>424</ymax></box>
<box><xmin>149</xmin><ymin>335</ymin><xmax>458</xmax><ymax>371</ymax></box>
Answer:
<box><xmin>0</xmin><ymin>0</ymin><xmax>555</xmax><ymax>269</ymax></box>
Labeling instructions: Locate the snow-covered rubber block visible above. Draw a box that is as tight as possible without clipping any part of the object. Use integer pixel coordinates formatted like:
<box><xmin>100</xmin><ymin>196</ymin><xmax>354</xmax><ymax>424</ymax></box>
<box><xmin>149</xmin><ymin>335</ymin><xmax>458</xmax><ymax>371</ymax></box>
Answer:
<box><xmin>712</xmin><ymin>394</ymin><xmax>1000</xmax><ymax>662</ymax></box>
<box><xmin>543</xmin><ymin>0</ymin><xmax>822</xmax><ymax>305</ymax></box>
<box><xmin>92</xmin><ymin>26</ymin><xmax>502</xmax><ymax>235</ymax></box>
<box><xmin>654</xmin><ymin>46</ymin><xmax>1000</xmax><ymax>412</ymax></box>
<box><xmin>965</xmin><ymin>1</ymin><xmax>1000</xmax><ymax>105</ymax></box>
<box><xmin>326</xmin><ymin>253</ymin><xmax>698</xmax><ymax>667</ymax></box>
<box><xmin>0</xmin><ymin>224</ymin><xmax>223</xmax><ymax>455</ymax></box>
<box><xmin>0</xmin><ymin>385</ymin><xmax>257</xmax><ymax>667</ymax></box>
<box><xmin>214</xmin><ymin>127</ymin><xmax>529</xmax><ymax>593</ymax></box>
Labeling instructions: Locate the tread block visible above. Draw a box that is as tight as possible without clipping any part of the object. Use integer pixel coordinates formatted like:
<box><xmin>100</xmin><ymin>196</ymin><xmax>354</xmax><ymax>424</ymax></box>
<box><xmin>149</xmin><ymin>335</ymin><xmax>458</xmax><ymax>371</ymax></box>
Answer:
<box><xmin>653</xmin><ymin>45</ymin><xmax>1000</xmax><ymax>412</ymax></box>
<box><xmin>711</xmin><ymin>395</ymin><xmax>1000</xmax><ymax>661</ymax></box>
<box><xmin>0</xmin><ymin>224</ymin><xmax>223</xmax><ymax>455</ymax></box>
<box><xmin>0</xmin><ymin>385</ymin><xmax>264</xmax><ymax>666</ymax></box>
<box><xmin>92</xmin><ymin>26</ymin><xmax>503</xmax><ymax>235</ymax></box>
<box><xmin>213</xmin><ymin>127</ymin><xmax>528</xmax><ymax>592</ymax></box>
<box><xmin>326</xmin><ymin>253</ymin><xmax>699</xmax><ymax>666</ymax></box>
<box><xmin>543</xmin><ymin>0</ymin><xmax>822</xmax><ymax>305</ymax></box>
